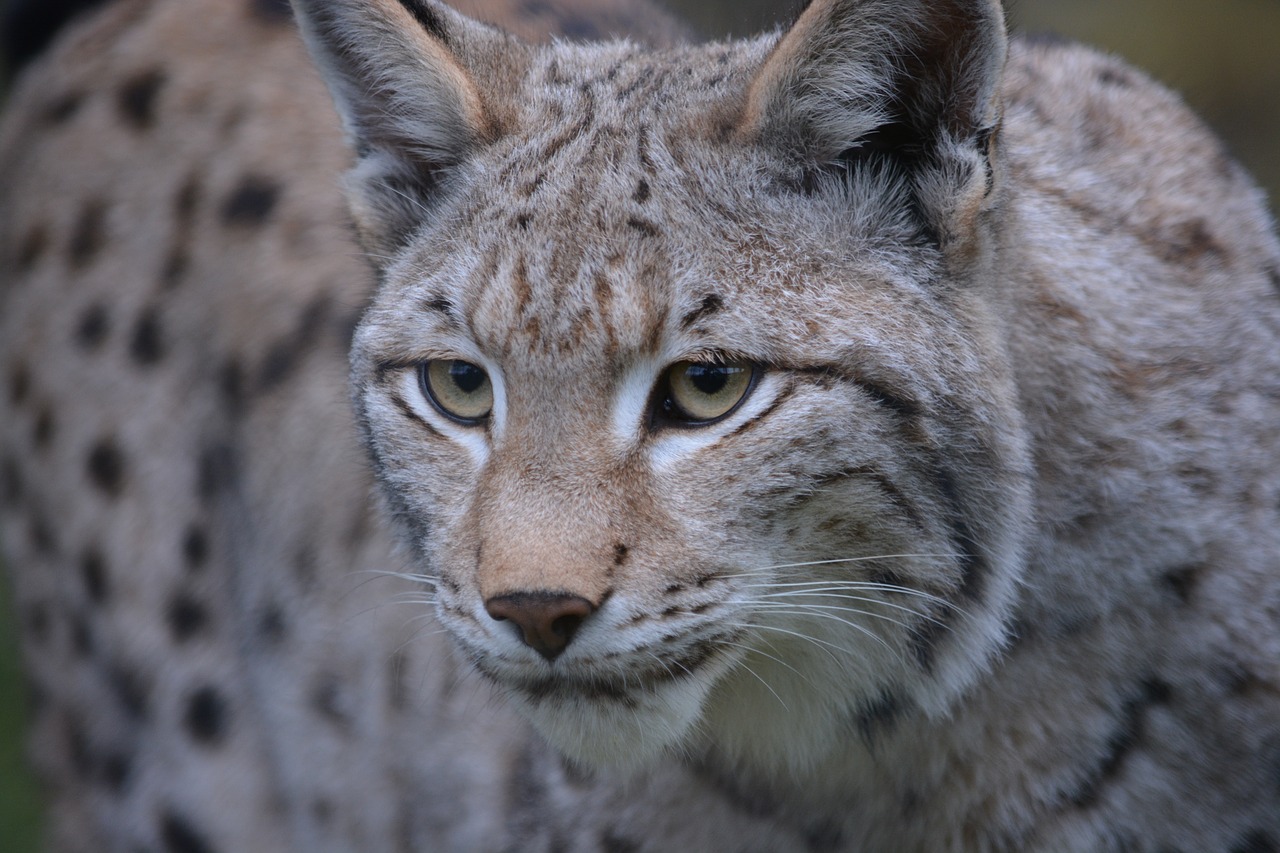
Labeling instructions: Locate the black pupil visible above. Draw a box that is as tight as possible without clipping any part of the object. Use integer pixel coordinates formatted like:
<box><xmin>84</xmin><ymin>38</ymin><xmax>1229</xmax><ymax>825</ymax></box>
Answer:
<box><xmin>449</xmin><ymin>361</ymin><xmax>486</xmax><ymax>393</ymax></box>
<box><xmin>687</xmin><ymin>364</ymin><xmax>733</xmax><ymax>395</ymax></box>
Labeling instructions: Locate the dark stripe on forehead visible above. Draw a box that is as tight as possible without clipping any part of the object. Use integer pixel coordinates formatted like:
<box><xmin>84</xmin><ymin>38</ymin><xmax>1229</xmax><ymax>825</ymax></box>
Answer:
<box><xmin>680</xmin><ymin>293</ymin><xmax>724</xmax><ymax>329</ymax></box>
<box><xmin>420</xmin><ymin>296</ymin><xmax>460</xmax><ymax>326</ymax></box>
<box><xmin>907</xmin><ymin>458</ymin><xmax>990</xmax><ymax>673</ymax></box>
<box><xmin>395</xmin><ymin>0</ymin><xmax>449</xmax><ymax>44</ymax></box>
<box><xmin>374</xmin><ymin>359</ymin><xmax>418</xmax><ymax>383</ymax></box>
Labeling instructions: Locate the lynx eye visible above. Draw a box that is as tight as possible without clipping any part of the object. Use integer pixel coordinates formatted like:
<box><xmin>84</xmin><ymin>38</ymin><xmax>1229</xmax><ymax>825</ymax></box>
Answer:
<box><xmin>419</xmin><ymin>359</ymin><xmax>493</xmax><ymax>424</ymax></box>
<box><xmin>660</xmin><ymin>360</ymin><xmax>756</xmax><ymax>424</ymax></box>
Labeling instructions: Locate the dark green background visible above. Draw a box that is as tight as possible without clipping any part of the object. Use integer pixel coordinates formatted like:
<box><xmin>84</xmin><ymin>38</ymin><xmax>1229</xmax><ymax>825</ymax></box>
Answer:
<box><xmin>2</xmin><ymin>0</ymin><xmax>1278</xmax><ymax>849</ymax></box>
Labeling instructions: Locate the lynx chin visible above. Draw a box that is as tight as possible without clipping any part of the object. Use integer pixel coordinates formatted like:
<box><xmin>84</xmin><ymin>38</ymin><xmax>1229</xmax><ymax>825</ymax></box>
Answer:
<box><xmin>2</xmin><ymin>0</ymin><xmax>1279</xmax><ymax>850</ymax></box>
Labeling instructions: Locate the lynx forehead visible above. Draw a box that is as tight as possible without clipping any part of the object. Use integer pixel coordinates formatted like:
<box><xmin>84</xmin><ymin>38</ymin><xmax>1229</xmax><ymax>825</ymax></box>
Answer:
<box><xmin>2</xmin><ymin>0</ymin><xmax>1279</xmax><ymax>850</ymax></box>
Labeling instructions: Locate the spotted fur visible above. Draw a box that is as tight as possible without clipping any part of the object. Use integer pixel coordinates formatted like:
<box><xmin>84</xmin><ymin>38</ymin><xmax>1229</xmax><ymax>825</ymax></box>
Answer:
<box><xmin>3</xmin><ymin>0</ymin><xmax>1280</xmax><ymax>850</ymax></box>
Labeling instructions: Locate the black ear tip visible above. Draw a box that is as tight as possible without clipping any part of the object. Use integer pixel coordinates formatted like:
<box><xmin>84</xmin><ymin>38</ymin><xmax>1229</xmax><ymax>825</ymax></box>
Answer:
<box><xmin>396</xmin><ymin>0</ymin><xmax>452</xmax><ymax>44</ymax></box>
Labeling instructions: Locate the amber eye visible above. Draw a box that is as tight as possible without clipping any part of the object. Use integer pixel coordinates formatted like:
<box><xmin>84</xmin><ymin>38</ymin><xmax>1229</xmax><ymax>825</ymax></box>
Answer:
<box><xmin>419</xmin><ymin>360</ymin><xmax>493</xmax><ymax>423</ymax></box>
<box><xmin>660</xmin><ymin>360</ymin><xmax>756</xmax><ymax>424</ymax></box>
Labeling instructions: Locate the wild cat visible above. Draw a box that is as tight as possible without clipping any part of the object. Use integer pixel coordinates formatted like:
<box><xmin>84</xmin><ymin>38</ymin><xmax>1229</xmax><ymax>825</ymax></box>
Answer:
<box><xmin>3</xmin><ymin>0</ymin><xmax>1280</xmax><ymax>850</ymax></box>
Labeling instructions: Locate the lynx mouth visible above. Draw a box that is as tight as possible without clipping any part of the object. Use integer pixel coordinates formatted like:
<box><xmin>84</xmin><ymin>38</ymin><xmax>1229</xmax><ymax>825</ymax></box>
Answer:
<box><xmin>490</xmin><ymin>643</ymin><xmax>740</xmax><ymax>770</ymax></box>
<box><xmin>478</xmin><ymin>637</ymin><xmax>730</xmax><ymax>705</ymax></box>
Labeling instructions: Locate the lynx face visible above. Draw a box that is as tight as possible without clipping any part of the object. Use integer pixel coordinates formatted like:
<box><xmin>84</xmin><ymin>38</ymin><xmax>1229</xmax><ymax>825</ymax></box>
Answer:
<box><xmin>296</xmin><ymin>0</ymin><xmax>1031</xmax><ymax>772</ymax></box>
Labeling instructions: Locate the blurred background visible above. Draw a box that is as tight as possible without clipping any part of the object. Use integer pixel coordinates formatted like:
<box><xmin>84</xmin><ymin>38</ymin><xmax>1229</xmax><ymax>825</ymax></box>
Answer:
<box><xmin>1</xmin><ymin>0</ymin><xmax>1277</xmax><ymax>849</ymax></box>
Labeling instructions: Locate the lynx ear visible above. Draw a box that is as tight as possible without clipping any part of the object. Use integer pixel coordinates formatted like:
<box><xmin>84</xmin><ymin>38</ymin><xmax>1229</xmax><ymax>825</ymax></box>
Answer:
<box><xmin>740</xmin><ymin>0</ymin><xmax>1007</xmax><ymax>250</ymax></box>
<box><xmin>291</xmin><ymin>0</ymin><xmax>524</xmax><ymax>256</ymax></box>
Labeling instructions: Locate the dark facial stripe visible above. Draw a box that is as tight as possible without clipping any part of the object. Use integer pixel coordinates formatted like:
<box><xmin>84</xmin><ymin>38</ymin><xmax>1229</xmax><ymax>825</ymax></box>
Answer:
<box><xmin>930</xmin><ymin>462</ymin><xmax>987</xmax><ymax>605</ymax></box>
<box><xmin>787</xmin><ymin>464</ymin><xmax>928</xmax><ymax>534</ymax></box>
<box><xmin>1069</xmin><ymin>679</ymin><xmax>1172</xmax><ymax>809</ymax></box>
<box><xmin>793</xmin><ymin>364</ymin><xmax>922</xmax><ymax>421</ymax></box>
<box><xmin>717</xmin><ymin>380</ymin><xmax>797</xmax><ymax>441</ymax></box>
<box><xmin>389</xmin><ymin>391</ymin><xmax>443</xmax><ymax>438</ymax></box>
<box><xmin>851</xmin><ymin>688</ymin><xmax>908</xmax><ymax>745</ymax></box>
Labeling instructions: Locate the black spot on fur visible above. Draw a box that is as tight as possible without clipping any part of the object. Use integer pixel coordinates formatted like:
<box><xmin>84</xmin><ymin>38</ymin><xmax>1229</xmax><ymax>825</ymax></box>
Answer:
<box><xmin>1162</xmin><ymin>219</ymin><xmax>1226</xmax><ymax>265</ymax></box>
<box><xmin>183</xmin><ymin>525</ymin><xmax>209</xmax><ymax>572</ymax></box>
<box><xmin>175</xmin><ymin>175</ymin><xmax>201</xmax><ymax>220</ymax></box>
<box><xmin>109</xmin><ymin>665</ymin><xmax>149</xmax><ymax>720</ymax></box>
<box><xmin>8</xmin><ymin>361</ymin><xmax>30</xmax><ymax>406</ymax></box>
<box><xmin>24</xmin><ymin>602</ymin><xmax>49</xmax><ymax>645</ymax></box>
<box><xmin>33</xmin><ymin>405</ymin><xmax>55</xmax><ymax>450</ymax></box>
<box><xmin>117</xmin><ymin>69</ymin><xmax>165</xmax><ymax>130</ymax></box>
<box><xmin>87</xmin><ymin>438</ymin><xmax>125</xmax><ymax>497</ymax></box>
<box><xmin>41</xmin><ymin>91</ymin><xmax>83</xmax><ymax>125</ymax></box>
<box><xmin>806</xmin><ymin>821</ymin><xmax>844</xmax><ymax>852</ymax></box>
<box><xmin>258</xmin><ymin>604</ymin><xmax>286</xmax><ymax>645</ymax></box>
<box><xmin>75</xmin><ymin>302</ymin><xmax>110</xmax><ymax>349</ymax></box>
<box><xmin>600</xmin><ymin>831</ymin><xmax>639</xmax><ymax>853</ymax></box>
<box><xmin>70</xmin><ymin>611</ymin><xmax>94</xmax><ymax>657</ymax></box>
<box><xmin>248</xmin><ymin>0</ymin><xmax>291</xmax><ymax>23</ymax></box>
<box><xmin>29</xmin><ymin>511</ymin><xmax>55</xmax><ymax>554</ymax></box>
<box><xmin>294</xmin><ymin>544</ymin><xmax>318</xmax><ymax>587</ymax></box>
<box><xmin>218</xmin><ymin>356</ymin><xmax>245</xmax><ymax>412</ymax></box>
<box><xmin>1071</xmin><ymin>679</ymin><xmax>1172</xmax><ymax>808</ymax></box>
<box><xmin>632</xmin><ymin>179</ymin><xmax>651</xmax><ymax>203</ymax></box>
<box><xmin>81</xmin><ymin>549</ymin><xmax>109</xmax><ymax>605</ymax></box>
<box><xmin>129</xmin><ymin>306</ymin><xmax>165</xmax><ymax>366</ymax></box>
<box><xmin>167</xmin><ymin>594</ymin><xmax>209</xmax><ymax>642</ymax></box>
<box><xmin>100</xmin><ymin>751</ymin><xmax>131</xmax><ymax>793</ymax></box>
<box><xmin>219</xmin><ymin>358</ymin><xmax>246</xmax><ymax>413</ymax></box>
<box><xmin>311</xmin><ymin>677</ymin><xmax>353</xmax><ymax>730</ymax></box>
<box><xmin>68</xmin><ymin>200</ymin><xmax>107</xmax><ymax>269</ymax></box>
<box><xmin>396</xmin><ymin>0</ymin><xmax>449</xmax><ymax>43</ymax></box>
<box><xmin>1097</xmin><ymin>67</ymin><xmax>1135</xmax><ymax>89</ymax></box>
<box><xmin>161</xmin><ymin>248</ymin><xmax>190</xmax><ymax>289</ymax></box>
<box><xmin>67</xmin><ymin>717</ymin><xmax>92</xmax><ymax>777</ymax></box>
<box><xmin>692</xmin><ymin>759</ymin><xmax>780</xmax><ymax>820</ymax></box>
<box><xmin>2</xmin><ymin>455</ymin><xmax>24</xmax><ymax>507</ymax></box>
<box><xmin>220</xmin><ymin>176</ymin><xmax>280</xmax><ymax>226</ymax></box>
<box><xmin>184</xmin><ymin>686</ymin><xmax>229</xmax><ymax>747</ymax></box>
<box><xmin>854</xmin><ymin>690</ymin><xmax>904</xmax><ymax>744</ymax></box>
<box><xmin>257</xmin><ymin>339</ymin><xmax>299</xmax><ymax>392</ymax></box>
<box><xmin>1232</xmin><ymin>831</ymin><xmax>1280</xmax><ymax>853</ymax></box>
<box><xmin>1266</xmin><ymin>263</ymin><xmax>1280</xmax><ymax>295</ymax></box>
<box><xmin>15</xmin><ymin>223</ymin><xmax>48</xmax><ymax>272</ymax></box>
<box><xmin>160</xmin><ymin>810</ymin><xmax>217</xmax><ymax>853</ymax></box>
<box><xmin>196</xmin><ymin>443</ymin><xmax>237</xmax><ymax>503</ymax></box>
<box><xmin>613</xmin><ymin>544</ymin><xmax>629</xmax><ymax>566</ymax></box>
<box><xmin>626</xmin><ymin>216</ymin><xmax>659</xmax><ymax>238</ymax></box>
<box><xmin>1162</xmin><ymin>563</ymin><xmax>1204</xmax><ymax>605</ymax></box>
<box><xmin>259</xmin><ymin>295</ymin><xmax>330</xmax><ymax>392</ymax></box>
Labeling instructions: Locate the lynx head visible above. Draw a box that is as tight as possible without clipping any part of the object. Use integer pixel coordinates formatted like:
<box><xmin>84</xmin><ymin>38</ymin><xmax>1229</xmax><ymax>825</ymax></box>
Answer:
<box><xmin>292</xmin><ymin>0</ymin><xmax>1031</xmax><ymax>774</ymax></box>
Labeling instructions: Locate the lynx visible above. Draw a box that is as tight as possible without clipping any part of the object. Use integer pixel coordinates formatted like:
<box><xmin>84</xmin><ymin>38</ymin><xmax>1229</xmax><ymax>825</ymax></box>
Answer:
<box><xmin>3</xmin><ymin>0</ymin><xmax>1280</xmax><ymax>850</ymax></box>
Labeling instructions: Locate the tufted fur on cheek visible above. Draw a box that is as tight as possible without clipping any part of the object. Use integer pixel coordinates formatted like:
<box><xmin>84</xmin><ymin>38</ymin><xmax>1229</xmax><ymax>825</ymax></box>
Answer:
<box><xmin>291</xmin><ymin>0</ymin><xmax>529</xmax><ymax>257</ymax></box>
<box><xmin>739</xmin><ymin>0</ymin><xmax>1007</xmax><ymax>262</ymax></box>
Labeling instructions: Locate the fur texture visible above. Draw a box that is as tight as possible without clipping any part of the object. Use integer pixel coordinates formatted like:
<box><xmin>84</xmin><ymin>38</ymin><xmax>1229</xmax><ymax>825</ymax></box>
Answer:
<box><xmin>3</xmin><ymin>0</ymin><xmax>1280</xmax><ymax>850</ymax></box>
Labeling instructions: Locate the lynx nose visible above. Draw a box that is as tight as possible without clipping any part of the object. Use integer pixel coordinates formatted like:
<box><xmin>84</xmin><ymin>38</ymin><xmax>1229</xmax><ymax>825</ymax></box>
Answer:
<box><xmin>484</xmin><ymin>592</ymin><xmax>596</xmax><ymax>661</ymax></box>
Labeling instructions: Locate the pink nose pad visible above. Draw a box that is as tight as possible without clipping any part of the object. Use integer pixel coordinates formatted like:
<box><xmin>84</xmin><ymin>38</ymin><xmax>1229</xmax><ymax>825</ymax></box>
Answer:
<box><xmin>484</xmin><ymin>592</ymin><xmax>597</xmax><ymax>661</ymax></box>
